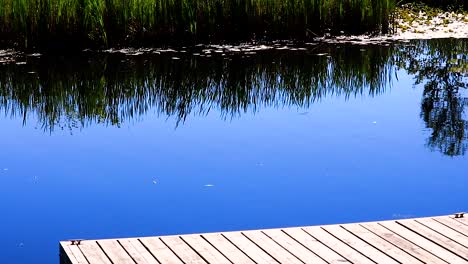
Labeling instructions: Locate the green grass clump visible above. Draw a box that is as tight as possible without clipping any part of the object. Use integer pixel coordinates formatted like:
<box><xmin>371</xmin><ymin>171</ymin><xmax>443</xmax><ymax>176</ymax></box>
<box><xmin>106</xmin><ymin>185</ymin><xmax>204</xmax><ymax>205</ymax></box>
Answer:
<box><xmin>0</xmin><ymin>0</ymin><xmax>396</xmax><ymax>50</ymax></box>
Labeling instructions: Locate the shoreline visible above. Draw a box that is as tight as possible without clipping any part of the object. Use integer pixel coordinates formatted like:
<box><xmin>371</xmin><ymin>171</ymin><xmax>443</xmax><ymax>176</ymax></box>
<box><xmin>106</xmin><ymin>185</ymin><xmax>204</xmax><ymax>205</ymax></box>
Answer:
<box><xmin>0</xmin><ymin>8</ymin><xmax>467</xmax><ymax>57</ymax></box>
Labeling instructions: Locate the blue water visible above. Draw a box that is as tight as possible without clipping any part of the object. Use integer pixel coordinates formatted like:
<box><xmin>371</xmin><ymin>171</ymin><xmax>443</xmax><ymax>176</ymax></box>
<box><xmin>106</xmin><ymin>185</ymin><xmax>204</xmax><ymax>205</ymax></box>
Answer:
<box><xmin>0</xmin><ymin>41</ymin><xmax>467</xmax><ymax>263</ymax></box>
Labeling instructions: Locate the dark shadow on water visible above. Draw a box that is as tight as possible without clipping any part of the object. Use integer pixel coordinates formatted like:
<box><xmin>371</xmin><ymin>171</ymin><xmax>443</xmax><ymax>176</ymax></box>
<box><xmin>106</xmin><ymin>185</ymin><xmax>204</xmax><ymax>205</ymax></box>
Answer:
<box><xmin>0</xmin><ymin>39</ymin><xmax>467</xmax><ymax>156</ymax></box>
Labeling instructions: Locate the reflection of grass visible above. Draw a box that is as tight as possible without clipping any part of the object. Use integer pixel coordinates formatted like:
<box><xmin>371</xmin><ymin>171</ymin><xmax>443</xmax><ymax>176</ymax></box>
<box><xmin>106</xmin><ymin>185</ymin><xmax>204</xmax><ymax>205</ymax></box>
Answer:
<box><xmin>0</xmin><ymin>0</ymin><xmax>395</xmax><ymax>50</ymax></box>
<box><xmin>0</xmin><ymin>45</ymin><xmax>394</xmax><ymax>130</ymax></box>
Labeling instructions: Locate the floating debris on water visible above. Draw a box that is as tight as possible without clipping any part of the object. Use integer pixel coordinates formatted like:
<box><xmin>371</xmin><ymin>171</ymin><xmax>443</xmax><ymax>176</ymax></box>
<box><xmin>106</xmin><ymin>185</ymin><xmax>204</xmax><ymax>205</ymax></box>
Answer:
<box><xmin>204</xmin><ymin>184</ymin><xmax>214</xmax><ymax>187</ymax></box>
<box><xmin>26</xmin><ymin>53</ymin><xmax>41</xmax><ymax>57</ymax></box>
<box><xmin>128</xmin><ymin>52</ymin><xmax>144</xmax><ymax>56</ymax></box>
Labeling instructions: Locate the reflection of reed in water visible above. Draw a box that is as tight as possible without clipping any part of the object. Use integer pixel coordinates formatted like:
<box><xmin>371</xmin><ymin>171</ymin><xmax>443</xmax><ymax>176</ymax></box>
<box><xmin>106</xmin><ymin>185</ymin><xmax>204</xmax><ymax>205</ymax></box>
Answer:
<box><xmin>1</xmin><ymin>40</ymin><xmax>467</xmax><ymax>156</ymax></box>
<box><xmin>0</xmin><ymin>44</ymin><xmax>393</xmax><ymax>130</ymax></box>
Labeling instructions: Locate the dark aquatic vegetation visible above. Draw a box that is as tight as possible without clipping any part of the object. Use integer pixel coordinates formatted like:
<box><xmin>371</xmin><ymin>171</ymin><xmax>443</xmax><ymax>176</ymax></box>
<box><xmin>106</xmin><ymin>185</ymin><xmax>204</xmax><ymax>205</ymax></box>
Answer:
<box><xmin>0</xmin><ymin>0</ymin><xmax>395</xmax><ymax>50</ymax></box>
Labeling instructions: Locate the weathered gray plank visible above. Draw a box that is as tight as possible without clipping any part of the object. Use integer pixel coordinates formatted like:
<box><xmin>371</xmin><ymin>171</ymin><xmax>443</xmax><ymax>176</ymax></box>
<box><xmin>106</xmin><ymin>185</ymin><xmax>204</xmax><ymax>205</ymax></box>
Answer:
<box><xmin>433</xmin><ymin>216</ymin><xmax>468</xmax><ymax>237</ymax></box>
<box><xmin>139</xmin><ymin>237</ymin><xmax>183</xmax><ymax>264</ymax></box>
<box><xmin>361</xmin><ymin>222</ymin><xmax>443</xmax><ymax>263</ymax></box>
<box><xmin>283</xmin><ymin>228</ymin><xmax>352</xmax><ymax>264</ymax></box>
<box><xmin>202</xmin><ymin>233</ymin><xmax>255</xmax><ymax>264</ymax></box>
<box><xmin>262</xmin><ymin>229</ymin><xmax>327</xmax><ymax>264</ymax></box>
<box><xmin>452</xmin><ymin>215</ymin><xmax>468</xmax><ymax>226</ymax></box>
<box><xmin>416</xmin><ymin>218</ymin><xmax>468</xmax><ymax>247</ymax></box>
<box><xmin>61</xmin><ymin>214</ymin><xmax>468</xmax><ymax>264</ymax></box>
<box><xmin>322</xmin><ymin>224</ymin><xmax>399</xmax><ymax>263</ymax></box>
<box><xmin>98</xmin><ymin>239</ymin><xmax>136</xmax><ymax>264</ymax></box>
<box><xmin>223</xmin><ymin>231</ymin><xmax>279</xmax><ymax>264</ymax></box>
<box><xmin>160</xmin><ymin>236</ymin><xmax>207</xmax><ymax>264</ymax></box>
<box><xmin>119</xmin><ymin>238</ymin><xmax>160</xmax><ymax>264</ymax></box>
<box><xmin>379</xmin><ymin>220</ymin><xmax>466</xmax><ymax>263</ymax></box>
<box><xmin>78</xmin><ymin>241</ymin><xmax>112</xmax><ymax>264</ymax></box>
<box><xmin>398</xmin><ymin>219</ymin><xmax>468</xmax><ymax>259</ymax></box>
<box><xmin>243</xmin><ymin>230</ymin><xmax>304</xmax><ymax>264</ymax></box>
<box><xmin>303</xmin><ymin>226</ymin><xmax>375</xmax><ymax>264</ymax></box>
<box><xmin>181</xmin><ymin>235</ymin><xmax>232</xmax><ymax>264</ymax></box>
<box><xmin>61</xmin><ymin>242</ymin><xmax>89</xmax><ymax>264</ymax></box>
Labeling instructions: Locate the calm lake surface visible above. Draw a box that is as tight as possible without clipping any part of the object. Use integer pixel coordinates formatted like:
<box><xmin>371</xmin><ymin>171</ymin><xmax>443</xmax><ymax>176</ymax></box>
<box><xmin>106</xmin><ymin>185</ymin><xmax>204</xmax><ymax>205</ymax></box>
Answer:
<box><xmin>0</xmin><ymin>39</ymin><xmax>467</xmax><ymax>264</ymax></box>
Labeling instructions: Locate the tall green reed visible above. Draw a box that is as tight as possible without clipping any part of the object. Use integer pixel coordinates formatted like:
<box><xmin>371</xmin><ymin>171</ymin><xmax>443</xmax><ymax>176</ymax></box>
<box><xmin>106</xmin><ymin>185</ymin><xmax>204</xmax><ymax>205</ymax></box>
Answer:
<box><xmin>0</xmin><ymin>0</ymin><xmax>397</xmax><ymax>50</ymax></box>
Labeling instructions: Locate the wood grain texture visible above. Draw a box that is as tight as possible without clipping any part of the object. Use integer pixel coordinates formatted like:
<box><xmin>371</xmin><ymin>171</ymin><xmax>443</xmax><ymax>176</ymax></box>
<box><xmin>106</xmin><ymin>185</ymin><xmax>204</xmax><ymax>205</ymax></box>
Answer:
<box><xmin>60</xmin><ymin>214</ymin><xmax>468</xmax><ymax>264</ymax></box>
<box><xmin>322</xmin><ymin>224</ymin><xmax>399</xmax><ymax>263</ymax></box>
<box><xmin>139</xmin><ymin>237</ymin><xmax>183</xmax><ymax>264</ymax></box>
<box><xmin>283</xmin><ymin>228</ymin><xmax>352</xmax><ymax>263</ymax></box>
<box><xmin>223</xmin><ymin>231</ymin><xmax>279</xmax><ymax>264</ymax></box>
<box><xmin>118</xmin><ymin>239</ymin><xmax>160</xmax><ymax>264</ymax></box>
<box><xmin>303</xmin><ymin>226</ymin><xmax>374</xmax><ymax>264</ymax></box>
<box><xmin>397</xmin><ymin>219</ymin><xmax>468</xmax><ymax>260</ymax></box>
<box><xmin>379</xmin><ymin>220</ymin><xmax>466</xmax><ymax>263</ymax></box>
<box><xmin>181</xmin><ymin>235</ymin><xmax>232</xmax><ymax>264</ymax></box>
<box><xmin>202</xmin><ymin>233</ymin><xmax>255</xmax><ymax>264</ymax></box>
<box><xmin>262</xmin><ymin>229</ymin><xmax>327</xmax><ymax>264</ymax></box>
<box><xmin>242</xmin><ymin>230</ymin><xmax>304</xmax><ymax>264</ymax></box>
<box><xmin>77</xmin><ymin>241</ymin><xmax>112</xmax><ymax>264</ymax></box>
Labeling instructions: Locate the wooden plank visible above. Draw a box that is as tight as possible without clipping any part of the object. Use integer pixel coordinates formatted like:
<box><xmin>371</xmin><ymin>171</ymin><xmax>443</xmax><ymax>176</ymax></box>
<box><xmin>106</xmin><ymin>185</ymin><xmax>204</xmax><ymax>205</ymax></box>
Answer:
<box><xmin>379</xmin><ymin>220</ymin><xmax>466</xmax><ymax>264</ymax></box>
<box><xmin>160</xmin><ymin>236</ymin><xmax>208</xmax><ymax>264</ymax></box>
<box><xmin>303</xmin><ymin>226</ymin><xmax>374</xmax><ymax>264</ymax></box>
<box><xmin>61</xmin><ymin>214</ymin><xmax>468</xmax><ymax>264</ymax></box>
<box><xmin>202</xmin><ymin>233</ymin><xmax>255</xmax><ymax>264</ymax></box>
<box><xmin>181</xmin><ymin>235</ymin><xmax>232</xmax><ymax>264</ymax></box>
<box><xmin>98</xmin><ymin>239</ymin><xmax>136</xmax><ymax>264</ymax></box>
<box><xmin>139</xmin><ymin>237</ymin><xmax>184</xmax><ymax>264</ymax></box>
<box><xmin>223</xmin><ymin>231</ymin><xmax>279</xmax><ymax>264</ymax></box>
<box><xmin>61</xmin><ymin>242</ymin><xmax>89</xmax><ymax>264</ymax></box>
<box><xmin>60</xmin><ymin>243</ymin><xmax>75</xmax><ymax>264</ymax></box>
<box><xmin>283</xmin><ymin>228</ymin><xmax>352</xmax><ymax>263</ymax></box>
<box><xmin>78</xmin><ymin>240</ymin><xmax>112</xmax><ymax>264</ymax></box>
<box><xmin>343</xmin><ymin>223</ymin><xmax>425</xmax><ymax>264</ymax></box>
<box><xmin>119</xmin><ymin>238</ymin><xmax>160</xmax><ymax>264</ymax></box>
<box><xmin>416</xmin><ymin>218</ymin><xmax>468</xmax><ymax>247</ymax></box>
<box><xmin>397</xmin><ymin>219</ymin><xmax>468</xmax><ymax>259</ymax></box>
<box><xmin>433</xmin><ymin>216</ymin><xmax>468</xmax><ymax>236</ymax></box>
<box><xmin>451</xmin><ymin>215</ymin><xmax>468</xmax><ymax>226</ymax></box>
<box><xmin>262</xmin><ymin>229</ymin><xmax>327</xmax><ymax>264</ymax></box>
<box><xmin>322</xmin><ymin>224</ymin><xmax>399</xmax><ymax>263</ymax></box>
<box><xmin>242</xmin><ymin>230</ymin><xmax>304</xmax><ymax>264</ymax></box>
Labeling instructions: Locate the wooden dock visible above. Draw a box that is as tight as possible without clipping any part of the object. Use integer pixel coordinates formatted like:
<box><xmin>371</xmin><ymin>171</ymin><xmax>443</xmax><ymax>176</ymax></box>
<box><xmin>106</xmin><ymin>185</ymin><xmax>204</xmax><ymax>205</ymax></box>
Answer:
<box><xmin>60</xmin><ymin>213</ymin><xmax>468</xmax><ymax>264</ymax></box>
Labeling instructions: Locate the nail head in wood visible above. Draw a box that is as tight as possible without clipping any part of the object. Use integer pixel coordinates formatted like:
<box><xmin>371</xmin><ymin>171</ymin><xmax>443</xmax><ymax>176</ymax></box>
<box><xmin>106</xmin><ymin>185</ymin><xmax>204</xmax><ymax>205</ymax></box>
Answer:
<box><xmin>70</xmin><ymin>240</ymin><xmax>82</xmax><ymax>245</ymax></box>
